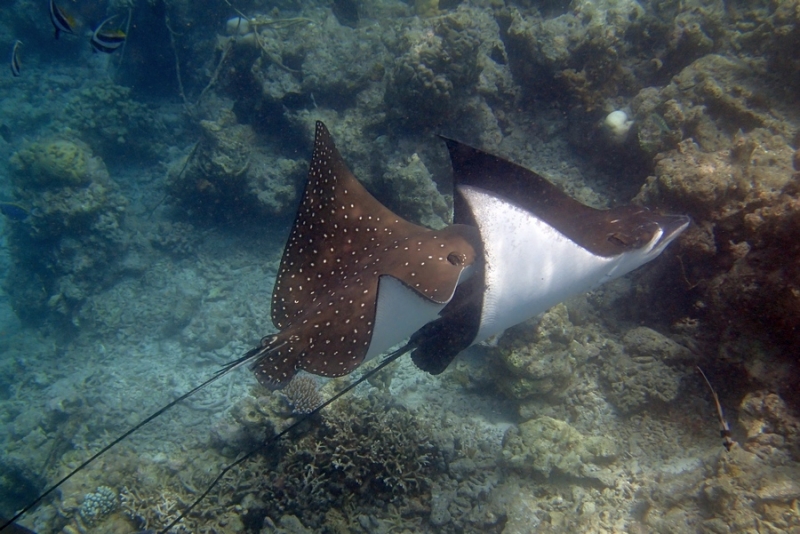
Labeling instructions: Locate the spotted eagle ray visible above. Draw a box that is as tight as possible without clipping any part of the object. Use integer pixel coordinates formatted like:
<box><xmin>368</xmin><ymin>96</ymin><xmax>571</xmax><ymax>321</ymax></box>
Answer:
<box><xmin>1</xmin><ymin>121</ymin><xmax>688</xmax><ymax>533</ymax></box>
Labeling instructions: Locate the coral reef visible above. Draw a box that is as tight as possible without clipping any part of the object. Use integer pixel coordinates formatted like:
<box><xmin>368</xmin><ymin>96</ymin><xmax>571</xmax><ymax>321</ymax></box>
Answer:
<box><xmin>600</xmin><ymin>326</ymin><xmax>690</xmax><ymax>414</ymax></box>
<box><xmin>60</xmin><ymin>79</ymin><xmax>168</xmax><ymax>162</ymax></box>
<box><xmin>252</xmin><ymin>392</ymin><xmax>441</xmax><ymax>528</ymax></box>
<box><xmin>167</xmin><ymin>110</ymin><xmax>306</xmax><ymax>222</ymax></box>
<box><xmin>487</xmin><ymin>303</ymin><xmax>592</xmax><ymax>400</ymax></box>
<box><xmin>630</xmin><ymin>55</ymin><xmax>797</xmax><ymax>160</ymax></box>
<box><xmin>150</xmin><ymin>221</ymin><xmax>200</xmax><ymax>258</ymax></box>
<box><xmin>385</xmin><ymin>7</ymin><xmax>482</xmax><ymax>129</ymax></box>
<box><xmin>379</xmin><ymin>152</ymin><xmax>450</xmax><ymax>228</ymax></box>
<box><xmin>115</xmin><ymin>391</ymin><xmax>443</xmax><ymax>532</ymax></box>
<box><xmin>635</xmin><ymin>123</ymin><xmax>800</xmax><ymax>396</ymax></box>
<box><xmin>739</xmin><ymin>390</ymin><xmax>800</xmax><ymax>462</ymax></box>
<box><xmin>503</xmin><ymin>0</ymin><xmax>645</xmax><ymax>108</ymax></box>
<box><xmin>4</xmin><ymin>1</ymin><xmax>800</xmax><ymax>533</ymax></box>
<box><xmin>5</xmin><ymin>135</ymin><xmax>129</xmax><ymax>326</ymax></box>
<box><xmin>638</xmin><ymin>447</ymin><xmax>800</xmax><ymax>533</ymax></box>
<box><xmin>10</xmin><ymin>139</ymin><xmax>94</xmax><ymax>187</ymax></box>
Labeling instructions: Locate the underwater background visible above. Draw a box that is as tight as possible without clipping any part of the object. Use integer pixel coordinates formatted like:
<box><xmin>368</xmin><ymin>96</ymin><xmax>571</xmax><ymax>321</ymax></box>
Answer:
<box><xmin>1</xmin><ymin>0</ymin><xmax>799</xmax><ymax>532</ymax></box>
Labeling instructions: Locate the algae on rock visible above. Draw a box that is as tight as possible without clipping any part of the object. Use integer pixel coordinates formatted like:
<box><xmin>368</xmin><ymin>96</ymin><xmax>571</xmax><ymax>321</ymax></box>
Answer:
<box><xmin>490</xmin><ymin>303</ymin><xmax>591</xmax><ymax>400</ymax></box>
<box><xmin>599</xmin><ymin>327</ymin><xmax>688</xmax><ymax>414</ymax></box>
<box><xmin>502</xmin><ymin>416</ymin><xmax>617</xmax><ymax>482</ymax></box>
<box><xmin>11</xmin><ymin>137</ymin><xmax>99</xmax><ymax>188</ymax></box>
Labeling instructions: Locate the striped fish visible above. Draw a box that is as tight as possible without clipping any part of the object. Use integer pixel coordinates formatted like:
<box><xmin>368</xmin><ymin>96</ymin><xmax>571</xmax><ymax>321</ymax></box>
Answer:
<box><xmin>49</xmin><ymin>0</ymin><xmax>76</xmax><ymax>39</ymax></box>
<box><xmin>90</xmin><ymin>15</ymin><xmax>126</xmax><ymax>54</ymax></box>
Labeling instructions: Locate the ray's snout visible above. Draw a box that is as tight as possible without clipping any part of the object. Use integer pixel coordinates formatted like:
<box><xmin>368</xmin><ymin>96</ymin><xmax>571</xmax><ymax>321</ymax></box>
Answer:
<box><xmin>657</xmin><ymin>214</ymin><xmax>691</xmax><ymax>244</ymax></box>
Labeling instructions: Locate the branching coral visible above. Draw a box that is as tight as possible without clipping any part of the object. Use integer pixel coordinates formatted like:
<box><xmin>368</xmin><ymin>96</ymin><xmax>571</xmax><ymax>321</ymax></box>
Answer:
<box><xmin>253</xmin><ymin>393</ymin><xmax>442</xmax><ymax>528</ymax></box>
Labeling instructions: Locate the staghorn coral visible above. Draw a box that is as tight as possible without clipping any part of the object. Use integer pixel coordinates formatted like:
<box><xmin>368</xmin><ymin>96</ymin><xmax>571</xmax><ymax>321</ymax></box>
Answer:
<box><xmin>113</xmin><ymin>391</ymin><xmax>443</xmax><ymax>532</ymax></box>
<box><xmin>253</xmin><ymin>393</ymin><xmax>442</xmax><ymax>529</ymax></box>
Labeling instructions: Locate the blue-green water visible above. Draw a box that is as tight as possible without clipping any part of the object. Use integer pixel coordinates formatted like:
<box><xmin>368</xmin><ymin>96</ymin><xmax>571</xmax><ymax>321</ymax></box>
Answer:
<box><xmin>1</xmin><ymin>0</ymin><xmax>799</xmax><ymax>533</ymax></box>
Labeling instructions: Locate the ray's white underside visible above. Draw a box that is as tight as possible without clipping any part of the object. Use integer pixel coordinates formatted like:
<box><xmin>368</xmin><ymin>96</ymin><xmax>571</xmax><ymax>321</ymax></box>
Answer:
<box><xmin>366</xmin><ymin>275</ymin><xmax>450</xmax><ymax>361</ymax></box>
<box><xmin>459</xmin><ymin>186</ymin><xmax>670</xmax><ymax>344</ymax></box>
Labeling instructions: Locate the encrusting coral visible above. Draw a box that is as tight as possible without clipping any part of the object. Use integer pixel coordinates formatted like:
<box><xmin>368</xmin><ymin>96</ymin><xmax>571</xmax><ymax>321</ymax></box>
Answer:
<box><xmin>10</xmin><ymin>137</ymin><xmax>98</xmax><ymax>188</ymax></box>
<box><xmin>502</xmin><ymin>415</ymin><xmax>618</xmax><ymax>483</ymax></box>
<box><xmin>5</xmin><ymin>134</ymin><xmax>129</xmax><ymax>326</ymax></box>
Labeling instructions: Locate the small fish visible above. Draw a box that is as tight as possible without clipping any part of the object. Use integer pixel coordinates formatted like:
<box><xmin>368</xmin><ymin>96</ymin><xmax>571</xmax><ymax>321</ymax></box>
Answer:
<box><xmin>0</xmin><ymin>124</ymin><xmax>11</xmax><ymax>143</ymax></box>
<box><xmin>0</xmin><ymin>202</ymin><xmax>30</xmax><ymax>221</ymax></box>
<box><xmin>90</xmin><ymin>16</ymin><xmax>126</xmax><ymax>54</ymax></box>
<box><xmin>10</xmin><ymin>40</ymin><xmax>21</xmax><ymax>77</ymax></box>
<box><xmin>49</xmin><ymin>0</ymin><xmax>76</xmax><ymax>39</ymax></box>
<box><xmin>697</xmin><ymin>366</ymin><xmax>735</xmax><ymax>452</ymax></box>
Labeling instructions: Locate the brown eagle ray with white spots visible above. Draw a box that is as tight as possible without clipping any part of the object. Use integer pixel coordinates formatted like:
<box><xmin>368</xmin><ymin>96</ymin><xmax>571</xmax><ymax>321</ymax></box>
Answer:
<box><xmin>245</xmin><ymin>122</ymin><xmax>479</xmax><ymax>388</ymax></box>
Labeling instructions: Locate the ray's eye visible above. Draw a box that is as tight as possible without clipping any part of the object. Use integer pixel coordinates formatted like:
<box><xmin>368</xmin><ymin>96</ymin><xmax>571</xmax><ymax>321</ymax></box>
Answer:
<box><xmin>447</xmin><ymin>252</ymin><xmax>464</xmax><ymax>266</ymax></box>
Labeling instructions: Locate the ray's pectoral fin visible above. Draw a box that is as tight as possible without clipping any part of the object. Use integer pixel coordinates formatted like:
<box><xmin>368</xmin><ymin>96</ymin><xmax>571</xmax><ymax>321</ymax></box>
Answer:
<box><xmin>248</xmin><ymin>122</ymin><xmax>478</xmax><ymax>389</ymax></box>
<box><xmin>408</xmin><ymin>272</ymin><xmax>483</xmax><ymax>374</ymax></box>
<box><xmin>248</xmin><ymin>335</ymin><xmax>295</xmax><ymax>389</ymax></box>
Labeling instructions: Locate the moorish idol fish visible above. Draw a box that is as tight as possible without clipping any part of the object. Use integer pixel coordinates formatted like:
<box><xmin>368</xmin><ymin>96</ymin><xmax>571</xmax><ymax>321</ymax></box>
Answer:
<box><xmin>0</xmin><ymin>122</ymin><xmax>688</xmax><ymax>532</ymax></box>
<box><xmin>49</xmin><ymin>0</ymin><xmax>76</xmax><ymax>39</ymax></box>
<box><xmin>90</xmin><ymin>15</ymin><xmax>126</xmax><ymax>54</ymax></box>
<box><xmin>10</xmin><ymin>40</ymin><xmax>21</xmax><ymax>77</ymax></box>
